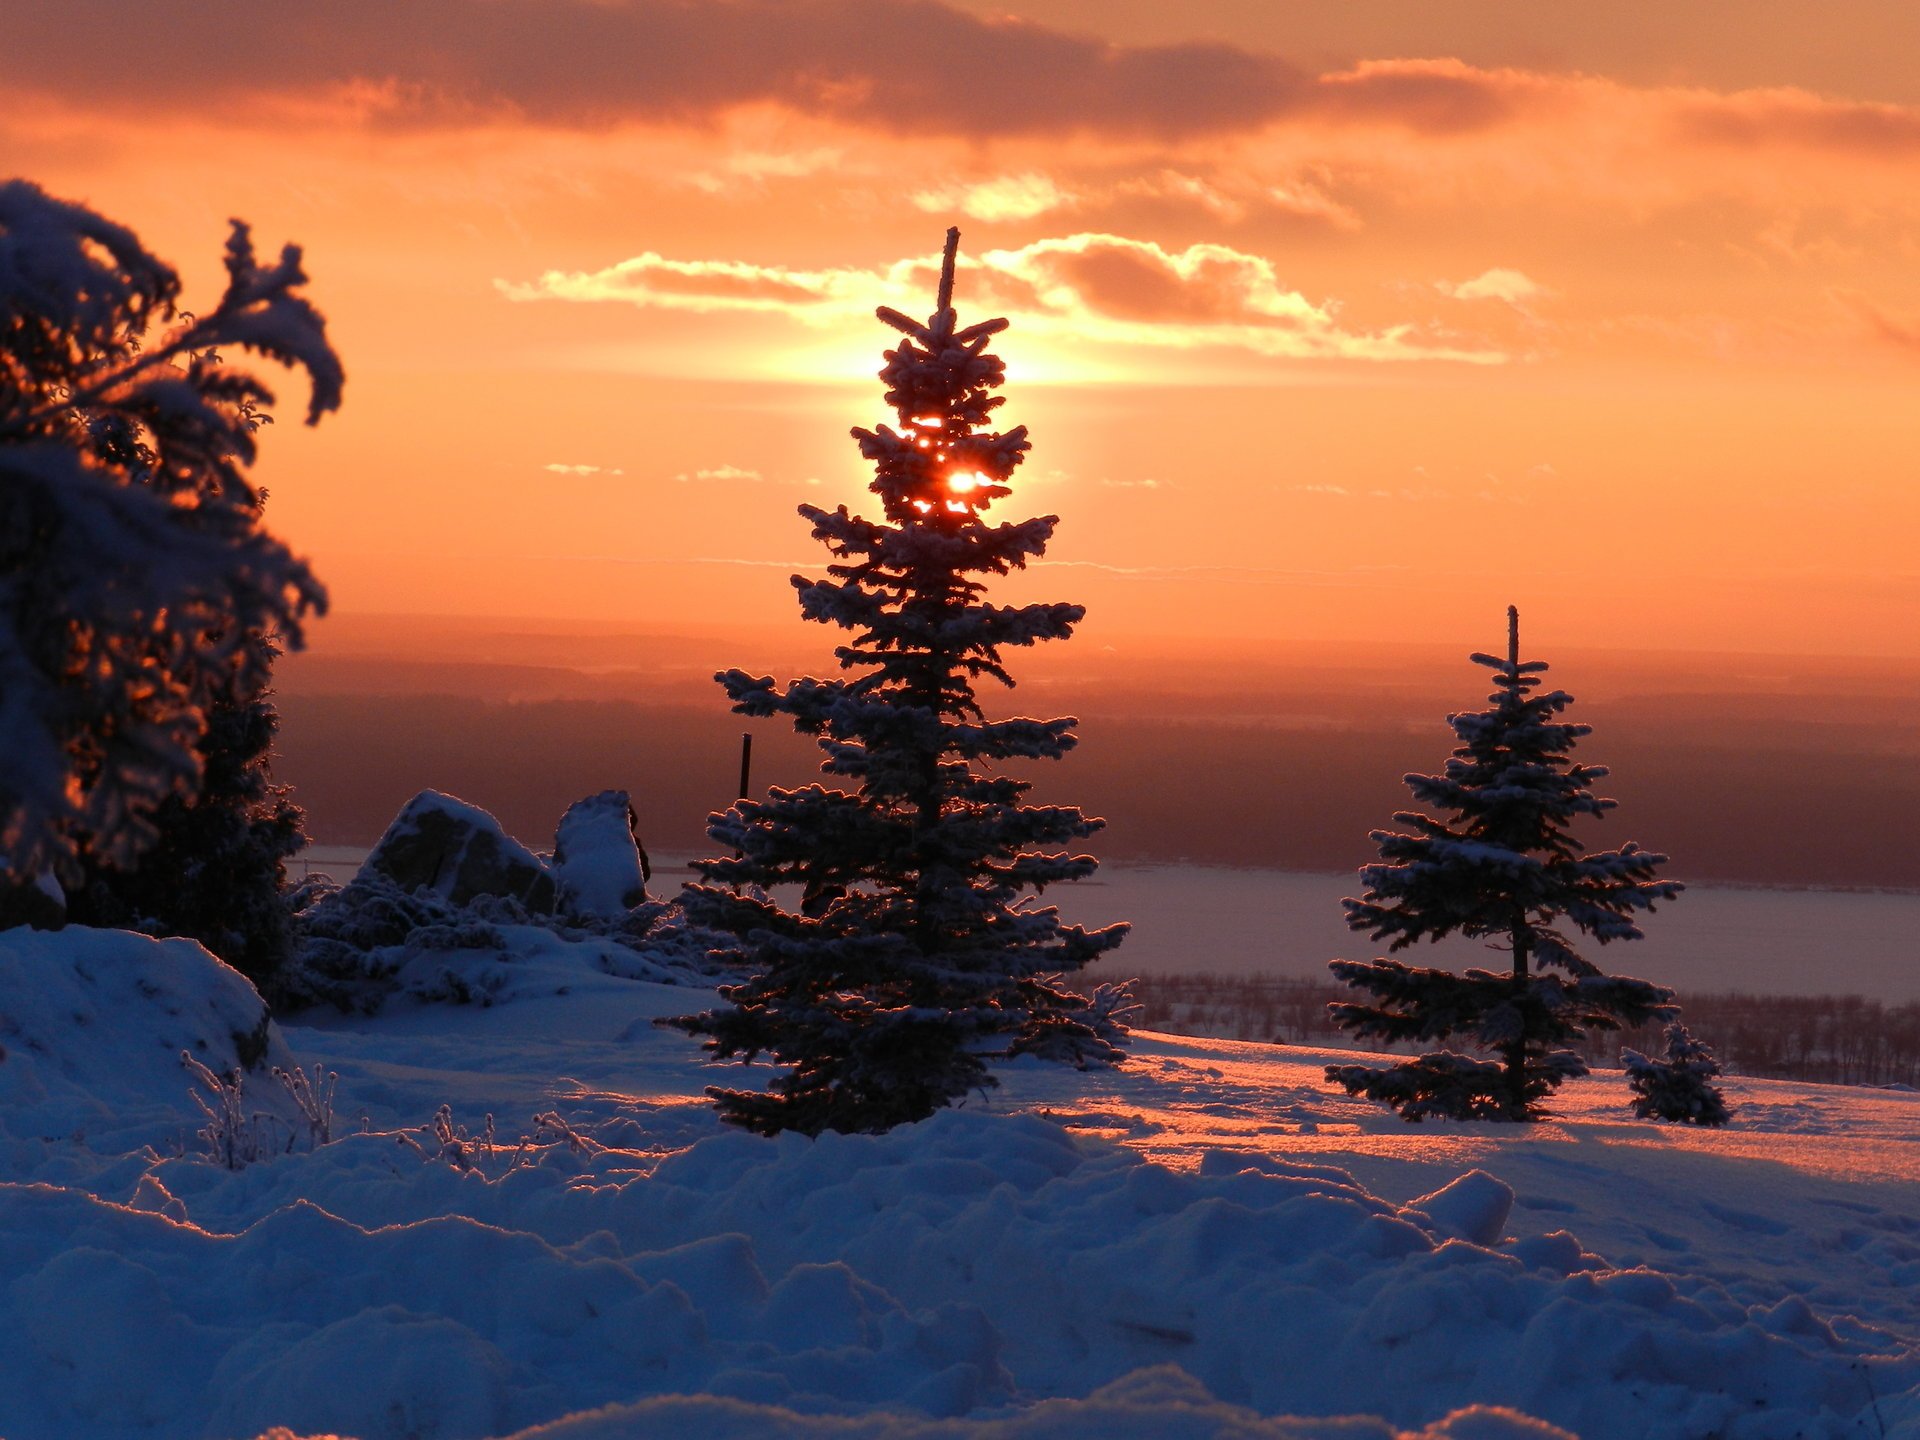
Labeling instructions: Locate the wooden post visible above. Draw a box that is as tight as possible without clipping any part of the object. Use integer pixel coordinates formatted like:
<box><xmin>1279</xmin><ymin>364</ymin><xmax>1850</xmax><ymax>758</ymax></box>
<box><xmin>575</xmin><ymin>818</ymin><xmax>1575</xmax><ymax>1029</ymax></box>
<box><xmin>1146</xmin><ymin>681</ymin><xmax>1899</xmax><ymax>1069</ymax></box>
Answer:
<box><xmin>1505</xmin><ymin>602</ymin><xmax>1527</xmax><ymax>1117</ymax></box>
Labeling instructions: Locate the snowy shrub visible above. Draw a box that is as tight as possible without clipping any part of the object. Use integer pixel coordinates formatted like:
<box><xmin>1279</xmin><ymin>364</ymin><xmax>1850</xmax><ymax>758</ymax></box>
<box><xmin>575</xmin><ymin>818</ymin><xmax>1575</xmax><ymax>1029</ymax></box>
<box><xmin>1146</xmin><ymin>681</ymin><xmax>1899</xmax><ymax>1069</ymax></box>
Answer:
<box><xmin>1327</xmin><ymin>608</ymin><xmax>1679</xmax><ymax>1122</ymax></box>
<box><xmin>1623</xmin><ymin>1020</ymin><xmax>1732</xmax><ymax>1125</ymax></box>
<box><xmin>181</xmin><ymin>1051</ymin><xmax>285</xmax><ymax>1169</ymax></box>
<box><xmin>669</xmin><ymin>230</ymin><xmax>1127</xmax><ymax>1136</ymax></box>
<box><xmin>0</xmin><ymin>179</ymin><xmax>340</xmax><ymax>885</ymax></box>
<box><xmin>182</xmin><ymin>1052</ymin><xmax>339</xmax><ymax>1167</ymax></box>
<box><xmin>394</xmin><ymin>1104</ymin><xmax>600</xmax><ymax>1178</ymax></box>
<box><xmin>274</xmin><ymin>1062</ymin><xmax>338</xmax><ymax>1149</ymax></box>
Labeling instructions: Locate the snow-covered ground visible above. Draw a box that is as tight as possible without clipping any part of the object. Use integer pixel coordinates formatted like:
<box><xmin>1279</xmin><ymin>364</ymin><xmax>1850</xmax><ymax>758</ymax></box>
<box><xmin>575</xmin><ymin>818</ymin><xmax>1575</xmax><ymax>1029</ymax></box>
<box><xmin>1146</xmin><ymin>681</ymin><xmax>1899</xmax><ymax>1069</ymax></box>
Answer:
<box><xmin>5</xmin><ymin>925</ymin><xmax>1920</xmax><ymax>1439</ymax></box>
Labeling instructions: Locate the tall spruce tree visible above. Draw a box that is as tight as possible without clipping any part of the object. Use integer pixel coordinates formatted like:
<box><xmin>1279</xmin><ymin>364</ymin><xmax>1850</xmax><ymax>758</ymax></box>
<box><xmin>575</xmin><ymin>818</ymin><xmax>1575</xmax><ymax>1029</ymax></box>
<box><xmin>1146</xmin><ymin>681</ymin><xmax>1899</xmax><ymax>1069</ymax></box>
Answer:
<box><xmin>668</xmin><ymin>229</ymin><xmax>1127</xmax><ymax>1137</ymax></box>
<box><xmin>1326</xmin><ymin>607</ymin><xmax>1679</xmax><ymax>1121</ymax></box>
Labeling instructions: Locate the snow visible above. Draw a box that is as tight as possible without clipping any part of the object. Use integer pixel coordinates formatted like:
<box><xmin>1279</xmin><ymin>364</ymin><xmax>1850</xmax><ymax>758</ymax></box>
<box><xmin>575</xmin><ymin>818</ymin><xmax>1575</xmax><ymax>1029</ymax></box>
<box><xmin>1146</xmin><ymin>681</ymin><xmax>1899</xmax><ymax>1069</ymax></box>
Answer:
<box><xmin>552</xmin><ymin>789</ymin><xmax>650</xmax><ymax>918</ymax></box>
<box><xmin>5</xmin><ymin>924</ymin><xmax>1920</xmax><ymax>1439</ymax></box>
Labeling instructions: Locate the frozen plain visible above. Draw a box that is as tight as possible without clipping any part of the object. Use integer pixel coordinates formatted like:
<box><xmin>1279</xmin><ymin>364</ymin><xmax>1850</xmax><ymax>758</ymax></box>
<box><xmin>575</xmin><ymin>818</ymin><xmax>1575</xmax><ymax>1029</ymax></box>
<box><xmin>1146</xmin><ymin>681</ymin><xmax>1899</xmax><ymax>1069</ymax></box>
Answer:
<box><xmin>3</xmin><ymin>925</ymin><xmax>1920</xmax><ymax>1440</ymax></box>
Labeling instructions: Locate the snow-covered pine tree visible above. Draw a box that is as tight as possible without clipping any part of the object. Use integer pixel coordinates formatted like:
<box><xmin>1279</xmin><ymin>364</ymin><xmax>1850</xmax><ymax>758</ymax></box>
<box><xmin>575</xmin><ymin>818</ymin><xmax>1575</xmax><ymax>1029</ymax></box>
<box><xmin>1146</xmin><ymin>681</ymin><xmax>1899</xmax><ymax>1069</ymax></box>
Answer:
<box><xmin>1623</xmin><ymin>1020</ymin><xmax>1731</xmax><ymax>1125</ymax></box>
<box><xmin>1325</xmin><ymin>607</ymin><xmax>1680</xmax><ymax>1121</ymax></box>
<box><xmin>667</xmin><ymin>229</ymin><xmax>1127</xmax><ymax>1136</ymax></box>
<box><xmin>0</xmin><ymin>180</ymin><xmax>339</xmax><ymax>890</ymax></box>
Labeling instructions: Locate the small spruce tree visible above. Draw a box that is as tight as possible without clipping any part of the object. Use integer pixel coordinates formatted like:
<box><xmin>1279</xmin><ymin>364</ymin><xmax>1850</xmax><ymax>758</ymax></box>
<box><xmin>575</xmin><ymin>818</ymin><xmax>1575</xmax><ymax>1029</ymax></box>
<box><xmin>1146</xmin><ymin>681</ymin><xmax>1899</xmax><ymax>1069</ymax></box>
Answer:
<box><xmin>1326</xmin><ymin>607</ymin><xmax>1679</xmax><ymax>1121</ymax></box>
<box><xmin>66</xmin><ymin>656</ymin><xmax>306</xmax><ymax>991</ymax></box>
<box><xmin>1623</xmin><ymin>1021</ymin><xmax>1731</xmax><ymax>1125</ymax></box>
<box><xmin>668</xmin><ymin>229</ymin><xmax>1127</xmax><ymax>1136</ymax></box>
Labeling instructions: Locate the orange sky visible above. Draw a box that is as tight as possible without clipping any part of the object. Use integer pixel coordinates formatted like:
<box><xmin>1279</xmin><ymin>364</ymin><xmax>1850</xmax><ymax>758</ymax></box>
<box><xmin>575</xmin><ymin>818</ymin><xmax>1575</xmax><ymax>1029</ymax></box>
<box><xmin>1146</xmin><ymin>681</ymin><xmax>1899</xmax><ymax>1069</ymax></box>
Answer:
<box><xmin>9</xmin><ymin>1</ymin><xmax>1920</xmax><ymax>658</ymax></box>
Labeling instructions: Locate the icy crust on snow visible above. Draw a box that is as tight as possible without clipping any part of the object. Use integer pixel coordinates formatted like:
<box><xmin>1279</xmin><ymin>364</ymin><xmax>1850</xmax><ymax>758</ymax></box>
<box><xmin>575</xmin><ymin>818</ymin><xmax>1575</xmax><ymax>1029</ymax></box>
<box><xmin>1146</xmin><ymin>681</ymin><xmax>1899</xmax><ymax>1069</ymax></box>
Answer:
<box><xmin>257</xmin><ymin>1374</ymin><xmax>1580</xmax><ymax>1439</ymax></box>
<box><xmin>1</xmin><ymin>1101</ymin><xmax>1913</xmax><ymax>1438</ymax></box>
<box><xmin>3</xmin><ymin>929</ymin><xmax>1919</xmax><ymax>1440</ymax></box>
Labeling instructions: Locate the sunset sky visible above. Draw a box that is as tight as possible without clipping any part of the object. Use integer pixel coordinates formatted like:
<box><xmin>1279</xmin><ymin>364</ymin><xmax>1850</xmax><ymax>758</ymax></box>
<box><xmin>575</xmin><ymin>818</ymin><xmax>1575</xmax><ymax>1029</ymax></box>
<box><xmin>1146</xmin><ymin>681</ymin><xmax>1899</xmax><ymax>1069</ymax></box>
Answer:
<box><xmin>10</xmin><ymin>1</ymin><xmax>1920</xmax><ymax>658</ymax></box>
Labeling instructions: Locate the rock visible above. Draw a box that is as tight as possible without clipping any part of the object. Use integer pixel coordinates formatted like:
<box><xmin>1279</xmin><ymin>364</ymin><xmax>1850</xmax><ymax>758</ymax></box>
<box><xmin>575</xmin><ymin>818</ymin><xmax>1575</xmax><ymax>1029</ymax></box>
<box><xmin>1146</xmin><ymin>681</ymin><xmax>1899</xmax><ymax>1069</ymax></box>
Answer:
<box><xmin>553</xmin><ymin>790</ymin><xmax>651</xmax><ymax>920</ymax></box>
<box><xmin>360</xmin><ymin>791</ymin><xmax>554</xmax><ymax>913</ymax></box>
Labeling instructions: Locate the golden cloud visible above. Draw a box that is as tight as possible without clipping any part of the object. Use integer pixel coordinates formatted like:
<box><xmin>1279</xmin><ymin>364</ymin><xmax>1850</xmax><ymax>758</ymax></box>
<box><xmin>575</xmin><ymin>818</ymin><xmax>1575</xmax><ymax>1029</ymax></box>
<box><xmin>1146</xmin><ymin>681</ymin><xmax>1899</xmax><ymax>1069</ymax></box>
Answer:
<box><xmin>499</xmin><ymin>233</ymin><xmax>1506</xmax><ymax>365</ymax></box>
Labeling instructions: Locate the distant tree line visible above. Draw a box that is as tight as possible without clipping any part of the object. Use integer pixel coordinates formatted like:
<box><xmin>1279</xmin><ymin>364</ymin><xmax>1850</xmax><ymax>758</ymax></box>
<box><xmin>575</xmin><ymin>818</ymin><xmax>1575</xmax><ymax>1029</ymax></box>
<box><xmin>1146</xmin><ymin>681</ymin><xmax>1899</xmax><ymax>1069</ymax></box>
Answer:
<box><xmin>1130</xmin><ymin>972</ymin><xmax>1920</xmax><ymax>1090</ymax></box>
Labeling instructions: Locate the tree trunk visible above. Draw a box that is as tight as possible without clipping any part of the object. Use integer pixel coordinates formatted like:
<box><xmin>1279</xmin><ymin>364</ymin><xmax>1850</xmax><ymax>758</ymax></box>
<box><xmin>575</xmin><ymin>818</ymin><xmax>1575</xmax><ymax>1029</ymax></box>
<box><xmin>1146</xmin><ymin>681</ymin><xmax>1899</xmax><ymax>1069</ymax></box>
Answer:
<box><xmin>1505</xmin><ymin>913</ymin><xmax>1531</xmax><ymax>1118</ymax></box>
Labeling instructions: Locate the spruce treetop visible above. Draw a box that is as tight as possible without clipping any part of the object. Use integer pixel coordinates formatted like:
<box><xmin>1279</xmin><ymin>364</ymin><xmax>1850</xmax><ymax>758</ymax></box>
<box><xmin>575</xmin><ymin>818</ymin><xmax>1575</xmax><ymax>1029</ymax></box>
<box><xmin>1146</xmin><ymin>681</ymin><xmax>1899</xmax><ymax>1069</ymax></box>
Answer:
<box><xmin>1346</xmin><ymin>605</ymin><xmax>1681</xmax><ymax>962</ymax></box>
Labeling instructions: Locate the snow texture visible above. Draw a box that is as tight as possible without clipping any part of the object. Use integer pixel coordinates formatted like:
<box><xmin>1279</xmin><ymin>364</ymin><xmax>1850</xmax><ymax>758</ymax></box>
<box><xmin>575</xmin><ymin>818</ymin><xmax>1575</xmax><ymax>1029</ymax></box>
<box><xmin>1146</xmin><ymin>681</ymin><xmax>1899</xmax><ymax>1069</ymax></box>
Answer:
<box><xmin>5</xmin><ymin>922</ymin><xmax>1920</xmax><ymax>1439</ymax></box>
<box><xmin>552</xmin><ymin>789</ymin><xmax>650</xmax><ymax>919</ymax></box>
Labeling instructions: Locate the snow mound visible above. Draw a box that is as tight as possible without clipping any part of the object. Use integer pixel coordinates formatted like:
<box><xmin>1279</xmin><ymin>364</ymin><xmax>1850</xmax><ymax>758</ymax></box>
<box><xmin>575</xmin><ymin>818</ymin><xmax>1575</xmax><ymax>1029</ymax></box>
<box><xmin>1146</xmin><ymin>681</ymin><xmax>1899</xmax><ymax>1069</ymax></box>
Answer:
<box><xmin>249</xmin><ymin>1369</ymin><xmax>1578</xmax><ymax>1438</ymax></box>
<box><xmin>2</xmin><ymin>1094</ymin><xmax>1912</xmax><ymax>1440</ymax></box>
<box><xmin>1409</xmin><ymin>1169</ymin><xmax>1514</xmax><ymax>1246</ymax></box>
<box><xmin>0</xmin><ymin>926</ymin><xmax>295</xmax><ymax>1150</ymax></box>
<box><xmin>6</xmin><ymin>925</ymin><xmax>1920</xmax><ymax>1440</ymax></box>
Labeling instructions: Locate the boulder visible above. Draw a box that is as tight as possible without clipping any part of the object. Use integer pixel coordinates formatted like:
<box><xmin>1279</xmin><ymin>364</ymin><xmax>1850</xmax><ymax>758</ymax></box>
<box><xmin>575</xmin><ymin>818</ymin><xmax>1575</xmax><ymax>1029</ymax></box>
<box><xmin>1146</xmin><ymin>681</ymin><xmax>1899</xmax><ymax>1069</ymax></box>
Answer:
<box><xmin>552</xmin><ymin>789</ymin><xmax>651</xmax><ymax>920</ymax></box>
<box><xmin>360</xmin><ymin>791</ymin><xmax>554</xmax><ymax>913</ymax></box>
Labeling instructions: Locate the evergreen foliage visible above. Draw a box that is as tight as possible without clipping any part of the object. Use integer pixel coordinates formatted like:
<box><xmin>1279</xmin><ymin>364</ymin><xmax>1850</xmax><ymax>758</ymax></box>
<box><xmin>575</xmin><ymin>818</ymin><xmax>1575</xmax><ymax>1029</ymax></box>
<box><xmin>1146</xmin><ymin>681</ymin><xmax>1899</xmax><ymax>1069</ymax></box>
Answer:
<box><xmin>0</xmin><ymin>179</ymin><xmax>339</xmax><ymax>887</ymax></box>
<box><xmin>66</xmin><ymin>658</ymin><xmax>305</xmax><ymax>991</ymax></box>
<box><xmin>1326</xmin><ymin>608</ymin><xmax>1680</xmax><ymax>1121</ymax></box>
<box><xmin>1623</xmin><ymin>1021</ymin><xmax>1731</xmax><ymax>1125</ymax></box>
<box><xmin>668</xmin><ymin>229</ymin><xmax>1127</xmax><ymax>1136</ymax></box>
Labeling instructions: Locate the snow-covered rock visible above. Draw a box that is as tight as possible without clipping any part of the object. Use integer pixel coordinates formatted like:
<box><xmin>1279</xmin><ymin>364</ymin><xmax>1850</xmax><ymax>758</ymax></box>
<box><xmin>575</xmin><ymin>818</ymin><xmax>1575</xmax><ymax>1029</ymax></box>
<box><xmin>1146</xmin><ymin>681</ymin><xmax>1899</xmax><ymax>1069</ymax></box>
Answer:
<box><xmin>362</xmin><ymin>790</ymin><xmax>555</xmax><ymax>912</ymax></box>
<box><xmin>553</xmin><ymin>789</ymin><xmax>650</xmax><ymax>920</ymax></box>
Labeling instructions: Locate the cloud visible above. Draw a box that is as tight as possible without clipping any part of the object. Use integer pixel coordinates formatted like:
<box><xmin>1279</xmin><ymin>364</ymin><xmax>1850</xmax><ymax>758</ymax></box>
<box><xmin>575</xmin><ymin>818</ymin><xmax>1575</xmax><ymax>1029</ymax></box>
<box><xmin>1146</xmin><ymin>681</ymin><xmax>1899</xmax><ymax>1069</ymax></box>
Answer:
<box><xmin>687</xmin><ymin>147</ymin><xmax>848</xmax><ymax>194</ymax></box>
<box><xmin>1315</xmin><ymin>58</ymin><xmax>1534</xmax><ymax>134</ymax></box>
<box><xmin>912</xmin><ymin>174</ymin><xmax>1074</xmax><ymax>222</ymax></box>
<box><xmin>15</xmin><ymin>3</ymin><xmax>1920</xmax><ymax>176</ymax></box>
<box><xmin>673</xmin><ymin>465</ymin><xmax>765</xmax><ymax>483</ymax></box>
<box><xmin>501</xmin><ymin>232</ymin><xmax>1507</xmax><ymax>365</ymax></box>
<box><xmin>545</xmin><ymin>463</ymin><xmax>624</xmax><ymax>477</ymax></box>
<box><xmin>911</xmin><ymin>168</ymin><xmax>1361</xmax><ymax>233</ymax></box>
<box><xmin>1830</xmin><ymin>288</ymin><xmax>1920</xmax><ymax>353</ymax></box>
<box><xmin>1117</xmin><ymin>171</ymin><xmax>1247</xmax><ymax>223</ymax></box>
<box><xmin>0</xmin><ymin>0</ymin><xmax>1311</xmax><ymax>142</ymax></box>
<box><xmin>1677</xmin><ymin>88</ymin><xmax>1920</xmax><ymax>158</ymax></box>
<box><xmin>1100</xmin><ymin>477</ymin><xmax>1166</xmax><ymax>489</ymax></box>
<box><xmin>1438</xmin><ymin>268</ymin><xmax>1553</xmax><ymax>308</ymax></box>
